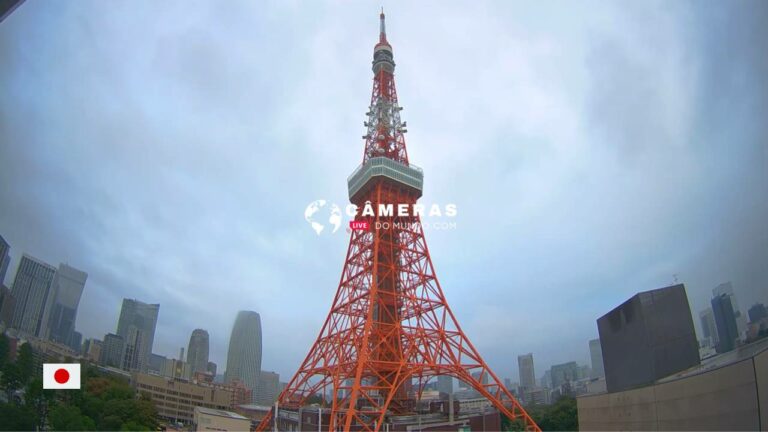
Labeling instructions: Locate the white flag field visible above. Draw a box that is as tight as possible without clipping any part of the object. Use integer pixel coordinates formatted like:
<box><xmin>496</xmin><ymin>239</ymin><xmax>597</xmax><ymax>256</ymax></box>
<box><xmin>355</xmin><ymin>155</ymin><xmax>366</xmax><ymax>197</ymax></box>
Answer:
<box><xmin>43</xmin><ymin>363</ymin><xmax>81</xmax><ymax>389</ymax></box>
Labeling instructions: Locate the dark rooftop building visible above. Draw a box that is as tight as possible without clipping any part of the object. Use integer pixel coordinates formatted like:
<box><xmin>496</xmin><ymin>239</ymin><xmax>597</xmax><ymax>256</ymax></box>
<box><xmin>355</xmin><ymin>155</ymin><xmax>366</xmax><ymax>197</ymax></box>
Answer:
<box><xmin>597</xmin><ymin>284</ymin><xmax>700</xmax><ymax>393</ymax></box>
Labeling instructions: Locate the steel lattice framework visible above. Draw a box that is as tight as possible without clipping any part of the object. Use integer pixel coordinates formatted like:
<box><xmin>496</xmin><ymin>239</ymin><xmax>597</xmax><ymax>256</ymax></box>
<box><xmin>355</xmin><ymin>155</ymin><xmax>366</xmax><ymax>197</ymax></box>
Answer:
<box><xmin>256</xmin><ymin>11</ymin><xmax>540</xmax><ymax>432</ymax></box>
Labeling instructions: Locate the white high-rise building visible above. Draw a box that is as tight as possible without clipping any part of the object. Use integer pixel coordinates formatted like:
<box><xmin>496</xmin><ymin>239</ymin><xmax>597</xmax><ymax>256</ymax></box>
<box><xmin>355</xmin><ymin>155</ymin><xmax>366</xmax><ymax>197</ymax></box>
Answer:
<box><xmin>224</xmin><ymin>310</ymin><xmax>262</xmax><ymax>402</ymax></box>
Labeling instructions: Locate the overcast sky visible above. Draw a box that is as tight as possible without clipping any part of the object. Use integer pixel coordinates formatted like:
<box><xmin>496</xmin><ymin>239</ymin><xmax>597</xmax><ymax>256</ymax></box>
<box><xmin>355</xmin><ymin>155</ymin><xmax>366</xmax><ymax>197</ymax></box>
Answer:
<box><xmin>1</xmin><ymin>1</ymin><xmax>766</xmax><ymax>384</ymax></box>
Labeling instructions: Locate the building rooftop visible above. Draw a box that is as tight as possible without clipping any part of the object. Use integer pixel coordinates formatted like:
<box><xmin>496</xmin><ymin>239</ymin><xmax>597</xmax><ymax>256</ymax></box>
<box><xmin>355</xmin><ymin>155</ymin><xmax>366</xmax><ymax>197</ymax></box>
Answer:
<box><xmin>657</xmin><ymin>337</ymin><xmax>768</xmax><ymax>383</ymax></box>
<box><xmin>195</xmin><ymin>406</ymin><xmax>249</xmax><ymax>420</ymax></box>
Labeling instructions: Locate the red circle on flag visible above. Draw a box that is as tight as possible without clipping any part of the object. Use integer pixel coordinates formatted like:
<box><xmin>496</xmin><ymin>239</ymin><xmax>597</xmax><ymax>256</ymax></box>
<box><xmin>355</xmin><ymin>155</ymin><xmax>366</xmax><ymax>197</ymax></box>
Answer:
<box><xmin>54</xmin><ymin>368</ymin><xmax>70</xmax><ymax>384</ymax></box>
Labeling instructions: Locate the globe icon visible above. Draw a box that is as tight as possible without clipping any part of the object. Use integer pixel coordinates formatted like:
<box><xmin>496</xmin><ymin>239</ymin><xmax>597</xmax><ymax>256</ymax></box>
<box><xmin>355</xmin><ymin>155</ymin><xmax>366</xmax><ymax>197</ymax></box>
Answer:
<box><xmin>304</xmin><ymin>200</ymin><xmax>342</xmax><ymax>235</ymax></box>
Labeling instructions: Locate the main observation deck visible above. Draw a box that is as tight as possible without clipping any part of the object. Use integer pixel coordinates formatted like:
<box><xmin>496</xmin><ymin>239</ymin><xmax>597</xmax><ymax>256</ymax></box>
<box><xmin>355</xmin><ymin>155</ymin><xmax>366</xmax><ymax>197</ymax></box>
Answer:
<box><xmin>347</xmin><ymin>157</ymin><xmax>423</xmax><ymax>201</ymax></box>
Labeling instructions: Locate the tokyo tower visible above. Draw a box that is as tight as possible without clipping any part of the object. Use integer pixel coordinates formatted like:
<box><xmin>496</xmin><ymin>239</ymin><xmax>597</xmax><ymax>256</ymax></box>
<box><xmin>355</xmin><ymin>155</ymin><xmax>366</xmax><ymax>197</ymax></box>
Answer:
<box><xmin>257</xmin><ymin>11</ymin><xmax>540</xmax><ymax>432</ymax></box>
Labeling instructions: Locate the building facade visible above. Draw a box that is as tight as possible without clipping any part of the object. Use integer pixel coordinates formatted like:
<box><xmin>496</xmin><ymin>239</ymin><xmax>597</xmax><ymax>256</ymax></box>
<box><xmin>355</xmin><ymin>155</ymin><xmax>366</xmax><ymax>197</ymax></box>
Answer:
<box><xmin>224</xmin><ymin>310</ymin><xmax>262</xmax><ymax>401</ymax></box>
<box><xmin>10</xmin><ymin>254</ymin><xmax>56</xmax><ymax>336</ymax></box>
<box><xmin>116</xmin><ymin>298</ymin><xmax>159</xmax><ymax>372</ymax></box>
<box><xmin>597</xmin><ymin>284</ymin><xmax>700</xmax><ymax>393</ymax></box>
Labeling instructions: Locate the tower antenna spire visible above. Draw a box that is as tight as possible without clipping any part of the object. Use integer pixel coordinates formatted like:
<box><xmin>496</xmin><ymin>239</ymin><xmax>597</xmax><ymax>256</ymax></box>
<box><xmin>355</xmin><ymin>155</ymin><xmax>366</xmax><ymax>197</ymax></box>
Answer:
<box><xmin>379</xmin><ymin>7</ymin><xmax>387</xmax><ymax>43</ymax></box>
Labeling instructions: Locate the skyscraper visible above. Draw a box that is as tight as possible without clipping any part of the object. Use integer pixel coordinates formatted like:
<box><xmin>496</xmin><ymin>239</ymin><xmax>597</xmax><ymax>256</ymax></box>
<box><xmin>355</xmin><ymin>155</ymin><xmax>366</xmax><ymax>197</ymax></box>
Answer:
<box><xmin>116</xmin><ymin>298</ymin><xmax>159</xmax><ymax>372</ymax></box>
<box><xmin>711</xmin><ymin>293</ymin><xmax>739</xmax><ymax>353</ymax></box>
<box><xmin>699</xmin><ymin>307</ymin><xmax>718</xmax><ymax>347</ymax></box>
<box><xmin>0</xmin><ymin>234</ymin><xmax>10</xmax><ymax>284</ymax></box>
<box><xmin>224</xmin><ymin>310</ymin><xmax>262</xmax><ymax>400</ymax></box>
<box><xmin>187</xmin><ymin>329</ymin><xmax>210</xmax><ymax>375</ymax></box>
<box><xmin>589</xmin><ymin>339</ymin><xmax>605</xmax><ymax>378</ymax></box>
<box><xmin>10</xmin><ymin>254</ymin><xmax>56</xmax><ymax>336</ymax></box>
<box><xmin>713</xmin><ymin>282</ymin><xmax>746</xmax><ymax>338</ymax></box>
<box><xmin>41</xmin><ymin>263</ymin><xmax>87</xmax><ymax>345</ymax></box>
<box><xmin>517</xmin><ymin>353</ymin><xmax>535</xmax><ymax>388</ymax></box>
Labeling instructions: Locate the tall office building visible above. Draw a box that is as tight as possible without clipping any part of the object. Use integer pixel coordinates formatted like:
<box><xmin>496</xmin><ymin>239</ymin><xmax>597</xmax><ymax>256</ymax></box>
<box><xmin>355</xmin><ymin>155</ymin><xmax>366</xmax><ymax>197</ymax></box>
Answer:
<box><xmin>254</xmin><ymin>370</ymin><xmax>280</xmax><ymax>406</ymax></box>
<box><xmin>116</xmin><ymin>298</ymin><xmax>159</xmax><ymax>372</ymax></box>
<box><xmin>598</xmin><ymin>284</ymin><xmax>700</xmax><ymax>393</ymax></box>
<box><xmin>713</xmin><ymin>282</ymin><xmax>746</xmax><ymax>338</ymax></box>
<box><xmin>711</xmin><ymin>294</ymin><xmax>739</xmax><ymax>353</ymax></box>
<box><xmin>517</xmin><ymin>353</ymin><xmax>535</xmax><ymax>388</ymax></box>
<box><xmin>0</xmin><ymin>234</ymin><xmax>10</xmax><ymax>284</ymax></box>
<box><xmin>437</xmin><ymin>375</ymin><xmax>453</xmax><ymax>395</ymax></box>
<box><xmin>187</xmin><ymin>329</ymin><xmax>210</xmax><ymax>375</ymax></box>
<box><xmin>10</xmin><ymin>254</ymin><xmax>56</xmax><ymax>336</ymax></box>
<box><xmin>224</xmin><ymin>310</ymin><xmax>262</xmax><ymax>400</ymax></box>
<box><xmin>699</xmin><ymin>308</ymin><xmax>718</xmax><ymax>347</ymax></box>
<box><xmin>41</xmin><ymin>264</ymin><xmax>87</xmax><ymax>345</ymax></box>
<box><xmin>589</xmin><ymin>339</ymin><xmax>605</xmax><ymax>378</ymax></box>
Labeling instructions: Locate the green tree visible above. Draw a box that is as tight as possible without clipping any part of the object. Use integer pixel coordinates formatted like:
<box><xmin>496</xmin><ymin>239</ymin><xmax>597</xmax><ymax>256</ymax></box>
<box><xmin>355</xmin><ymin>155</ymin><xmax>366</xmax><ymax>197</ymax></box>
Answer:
<box><xmin>25</xmin><ymin>377</ymin><xmax>56</xmax><ymax>430</ymax></box>
<box><xmin>0</xmin><ymin>402</ymin><xmax>37</xmax><ymax>431</ymax></box>
<box><xmin>0</xmin><ymin>333</ymin><xmax>9</xmax><ymax>368</ymax></box>
<box><xmin>49</xmin><ymin>404</ymin><xmax>96</xmax><ymax>431</ymax></box>
<box><xmin>16</xmin><ymin>342</ymin><xmax>34</xmax><ymax>384</ymax></box>
<box><xmin>1</xmin><ymin>362</ymin><xmax>22</xmax><ymax>400</ymax></box>
<box><xmin>503</xmin><ymin>397</ymin><xmax>579</xmax><ymax>431</ymax></box>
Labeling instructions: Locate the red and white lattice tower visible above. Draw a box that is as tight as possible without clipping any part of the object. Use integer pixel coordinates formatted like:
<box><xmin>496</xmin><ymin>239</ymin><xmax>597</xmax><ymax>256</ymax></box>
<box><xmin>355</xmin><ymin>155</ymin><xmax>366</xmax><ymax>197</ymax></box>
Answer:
<box><xmin>256</xmin><ymin>11</ymin><xmax>540</xmax><ymax>432</ymax></box>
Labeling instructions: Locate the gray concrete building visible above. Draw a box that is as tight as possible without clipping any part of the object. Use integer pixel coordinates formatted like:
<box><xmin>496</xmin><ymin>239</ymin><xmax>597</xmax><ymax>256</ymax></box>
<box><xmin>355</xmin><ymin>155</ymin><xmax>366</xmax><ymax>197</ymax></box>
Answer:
<box><xmin>577</xmin><ymin>338</ymin><xmax>768</xmax><ymax>430</ymax></box>
<box><xmin>10</xmin><ymin>254</ymin><xmax>56</xmax><ymax>336</ymax></box>
<box><xmin>597</xmin><ymin>283</ymin><xmax>699</xmax><ymax>393</ymax></box>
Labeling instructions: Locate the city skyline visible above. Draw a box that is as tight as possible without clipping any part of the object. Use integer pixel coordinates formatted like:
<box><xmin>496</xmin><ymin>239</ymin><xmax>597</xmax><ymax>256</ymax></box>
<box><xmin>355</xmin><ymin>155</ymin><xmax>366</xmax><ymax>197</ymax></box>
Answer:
<box><xmin>1</xmin><ymin>0</ymin><xmax>767</xmax><ymax>385</ymax></box>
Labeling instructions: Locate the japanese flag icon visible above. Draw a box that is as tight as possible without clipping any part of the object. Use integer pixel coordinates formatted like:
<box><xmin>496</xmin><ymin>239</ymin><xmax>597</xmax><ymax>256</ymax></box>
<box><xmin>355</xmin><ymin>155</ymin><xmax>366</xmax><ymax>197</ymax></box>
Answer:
<box><xmin>43</xmin><ymin>363</ymin><xmax>81</xmax><ymax>389</ymax></box>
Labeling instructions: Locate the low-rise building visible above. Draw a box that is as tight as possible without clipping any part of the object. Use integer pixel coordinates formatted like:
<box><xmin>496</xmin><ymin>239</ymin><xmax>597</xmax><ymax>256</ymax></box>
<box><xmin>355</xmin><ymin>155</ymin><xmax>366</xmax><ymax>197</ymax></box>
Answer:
<box><xmin>193</xmin><ymin>407</ymin><xmax>250</xmax><ymax>432</ymax></box>
<box><xmin>133</xmin><ymin>373</ymin><xmax>233</xmax><ymax>425</ymax></box>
